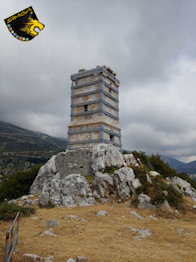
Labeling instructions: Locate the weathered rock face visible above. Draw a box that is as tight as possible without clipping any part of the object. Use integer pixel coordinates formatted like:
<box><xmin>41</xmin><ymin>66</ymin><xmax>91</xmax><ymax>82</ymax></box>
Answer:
<box><xmin>160</xmin><ymin>200</ymin><xmax>173</xmax><ymax>213</ymax></box>
<box><xmin>39</xmin><ymin>174</ymin><xmax>95</xmax><ymax>207</ymax></box>
<box><xmin>123</xmin><ymin>153</ymin><xmax>140</xmax><ymax>167</ymax></box>
<box><xmin>91</xmin><ymin>143</ymin><xmax>126</xmax><ymax>173</ymax></box>
<box><xmin>138</xmin><ymin>193</ymin><xmax>156</xmax><ymax>210</ymax></box>
<box><xmin>166</xmin><ymin>176</ymin><xmax>196</xmax><ymax>199</ymax></box>
<box><xmin>55</xmin><ymin>149</ymin><xmax>93</xmax><ymax>177</ymax></box>
<box><xmin>149</xmin><ymin>171</ymin><xmax>161</xmax><ymax>177</ymax></box>
<box><xmin>22</xmin><ymin>254</ymin><xmax>42</xmax><ymax>262</ymax></box>
<box><xmin>113</xmin><ymin>167</ymin><xmax>141</xmax><ymax>200</ymax></box>
<box><xmin>93</xmin><ymin>172</ymin><xmax>114</xmax><ymax>199</ymax></box>
<box><xmin>30</xmin><ymin>149</ymin><xmax>93</xmax><ymax>194</ymax></box>
<box><xmin>30</xmin><ymin>156</ymin><xmax>57</xmax><ymax>194</ymax></box>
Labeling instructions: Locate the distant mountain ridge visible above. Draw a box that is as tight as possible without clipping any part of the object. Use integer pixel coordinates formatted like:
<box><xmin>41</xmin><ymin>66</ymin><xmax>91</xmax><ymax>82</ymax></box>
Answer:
<box><xmin>0</xmin><ymin>121</ymin><xmax>67</xmax><ymax>152</ymax></box>
<box><xmin>0</xmin><ymin>121</ymin><xmax>67</xmax><ymax>175</ymax></box>
<box><xmin>161</xmin><ymin>155</ymin><xmax>196</xmax><ymax>175</ymax></box>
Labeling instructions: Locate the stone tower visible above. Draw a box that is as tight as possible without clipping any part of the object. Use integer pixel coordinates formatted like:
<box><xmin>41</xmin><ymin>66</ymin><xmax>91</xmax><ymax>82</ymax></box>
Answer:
<box><xmin>67</xmin><ymin>65</ymin><xmax>121</xmax><ymax>150</ymax></box>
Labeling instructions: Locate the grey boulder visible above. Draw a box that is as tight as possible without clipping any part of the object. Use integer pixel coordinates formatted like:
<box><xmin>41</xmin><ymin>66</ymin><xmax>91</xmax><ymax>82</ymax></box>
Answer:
<box><xmin>22</xmin><ymin>254</ymin><xmax>42</xmax><ymax>262</ymax></box>
<box><xmin>166</xmin><ymin>176</ymin><xmax>196</xmax><ymax>199</ymax></box>
<box><xmin>30</xmin><ymin>155</ymin><xmax>57</xmax><ymax>194</ymax></box>
<box><xmin>138</xmin><ymin>194</ymin><xmax>156</xmax><ymax>210</ymax></box>
<box><xmin>39</xmin><ymin>174</ymin><xmax>95</xmax><ymax>207</ymax></box>
<box><xmin>45</xmin><ymin>220</ymin><xmax>60</xmax><ymax>227</ymax></box>
<box><xmin>93</xmin><ymin>172</ymin><xmax>114</xmax><ymax>198</ymax></box>
<box><xmin>160</xmin><ymin>200</ymin><xmax>173</xmax><ymax>213</ymax></box>
<box><xmin>149</xmin><ymin>171</ymin><xmax>161</xmax><ymax>177</ymax></box>
<box><xmin>91</xmin><ymin>143</ymin><xmax>126</xmax><ymax>172</ymax></box>
<box><xmin>113</xmin><ymin>167</ymin><xmax>141</xmax><ymax>199</ymax></box>
<box><xmin>96</xmin><ymin>210</ymin><xmax>107</xmax><ymax>216</ymax></box>
<box><xmin>123</xmin><ymin>153</ymin><xmax>140</xmax><ymax>167</ymax></box>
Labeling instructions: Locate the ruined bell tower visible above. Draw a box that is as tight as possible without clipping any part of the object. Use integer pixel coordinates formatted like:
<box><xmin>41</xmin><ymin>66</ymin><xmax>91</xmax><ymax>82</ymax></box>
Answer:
<box><xmin>67</xmin><ymin>66</ymin><xmax>121</xmax><ymax>150</ymax></box>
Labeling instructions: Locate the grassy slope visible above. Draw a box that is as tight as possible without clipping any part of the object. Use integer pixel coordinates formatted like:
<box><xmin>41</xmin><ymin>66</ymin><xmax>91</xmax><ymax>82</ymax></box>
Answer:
<box><xmin>0</xmin><ymin>201</ymin><xmax>196</xmax><ymax>262</ymax></box>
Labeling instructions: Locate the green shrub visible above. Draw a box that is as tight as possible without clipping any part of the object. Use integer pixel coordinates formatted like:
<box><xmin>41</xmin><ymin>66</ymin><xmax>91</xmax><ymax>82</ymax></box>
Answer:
<box><xmin>132</xmin><ymin>167</ymin><xmax>151</xmax><ymax>195</ymax></box>
<box><xmin>132</xmin><ymin>165</ymin><xmax>182</xmax><ymax>208</ymax></box>
<box><xmin>39</xmin><ymin>200</ymin><xmax>55</xmax><ymax>209</ymax></box>
<box><xmin>0</xmin><ymin>202</ymin><xmax>35</xmax><ymax>221</ymax></box>
<box><xmin>103</xmin><ymin>166</ymin><xmax>119</xmax><ymax>174</ymax></box>
<box><xmin>0</xmin><ymin>165</ymin><xmax>41</xmax><ymax>202</ymax></box>
<box><xmin>166</xmin><ymin>185</ymin><xmax>183</xmax><ymax>207</ymax></box>
<box><xmin>122</xmin><ymin>150</ymin><xmax>128</xmax><ymax>154</ymax></box>
<box><xmin>148</xmin><ymin>154</ymin><xmax>196</xmax><ymax>190</ymax></box>
<box><xmin>132</xmin><ymin>151</ymin><xmax>149</xmax><ymax>166</ymax></box>
<box><xmin>149</xmin><ymin>154</ymin><xmax>176</xmax><ymax>178</ymax></box>
<box><xmin>85</xmin><ymin>175</ymin><xmax>94</xmax><ymax>184</ymax></box>
<box><xmin>151</xmin><ymin>181</ymin><xmax>183</xmax><ymax>207</ymax></box>
<box><xmin>177</xmin><ymin>172</ymin><xmax>196</xmax><ymax>190</ymax></box>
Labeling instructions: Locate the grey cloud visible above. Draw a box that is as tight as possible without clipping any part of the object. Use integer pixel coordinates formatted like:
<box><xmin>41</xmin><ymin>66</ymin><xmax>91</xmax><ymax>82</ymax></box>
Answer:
<box><xmin>0</xmin><ymin>0</ymin><xmax>196</xmax><ymax>161</ymax></box>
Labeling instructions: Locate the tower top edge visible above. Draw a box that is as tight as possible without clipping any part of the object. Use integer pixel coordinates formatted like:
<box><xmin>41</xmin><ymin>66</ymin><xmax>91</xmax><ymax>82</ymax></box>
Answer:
<box><xmin>71</xmin><ymin>65</ymin><xmax>120</xmax><ymax>84</ymax></box>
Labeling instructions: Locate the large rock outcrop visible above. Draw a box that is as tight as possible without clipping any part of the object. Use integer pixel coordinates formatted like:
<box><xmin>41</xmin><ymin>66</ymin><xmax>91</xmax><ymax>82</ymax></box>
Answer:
<box><xmin>30</xmin><ymin>143</ymin><xmax>129</xmax><ymax>194</ymax></box>
<box><xmin>39</xmin><ymin>174</ymin><xmax>95</xmax><ymax>207</ymax></box>
<box><xmin>55</xmin><ymin>149</ymin><xmax>93</xmax><ymax>177</ymax></box>
<box><xmin>91</xmin><ymin>144</ymin><xmax>126</xmax><ymax>173</ymax></box>
<box><xmin>166</xmin><ymin>176</ymin><xmax>196</xmax><ymax>199</ymax></box>
<box><xmin>30</xmin><ymin>143</ymin><xmax>196</xmax><ymax>210</ymax></box>
<box><xmin>138</xmin><ymin>193</ymin><xmax>156</xmax><ymax>210</ymax></box>
<box><xmin>30</xmin><ymin>156</ymin><xmax>57</xmax><ymax>194</ymax></box>
<box><xmin>30</xmin><ymin>148</ymin><xmax>93</xmax><ymax>194</ymax></box>
<box><xmin>93</xmin><ymin>172</ymin><xmax>114</xmax><ymax>199</ymax></box>
<box><xmin>123</xmin><ymin>153</ymin><xmax>140</xmax><ymax>167</ymax></box>
<box><xmin>113</xmin><ymin>167</ymin><xmax>141</xmax><ymax>199</ymax></box>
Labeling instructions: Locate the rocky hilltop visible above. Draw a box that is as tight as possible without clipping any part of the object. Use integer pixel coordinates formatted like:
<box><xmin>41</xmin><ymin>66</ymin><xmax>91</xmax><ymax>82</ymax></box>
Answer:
<box><xmin>29</xmin><ymin>144</ymin><xmax>196</xmax><ymax>212</ymax></box>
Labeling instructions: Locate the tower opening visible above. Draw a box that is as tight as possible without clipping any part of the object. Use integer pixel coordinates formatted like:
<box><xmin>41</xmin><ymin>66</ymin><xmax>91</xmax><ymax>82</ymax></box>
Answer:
<box><xmin>110</xmin><ymin>134</ymin><xmax>114</xmax><ymax>142</ymax></box>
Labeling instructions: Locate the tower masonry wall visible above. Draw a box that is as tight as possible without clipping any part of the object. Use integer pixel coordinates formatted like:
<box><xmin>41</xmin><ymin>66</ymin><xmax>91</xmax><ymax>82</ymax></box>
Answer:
<box><xmin>73</xmin><ymin>84</ymin><xmax>99</xmax><ymax>95</ymax></box>
<box><xmin>73</xmin><ymin>103</ymin><xmax>99</xmax><ymax>114</ymax></box>
<box><xmin>102</xmin><ymin>74</ymin><xmax>119</xmax><ymax>87</ymax></box>
<box><xmin>69</xmin><ymin>123</ymin><xmax>99</xmax><ymax>132</ymax></box>
<box><xmin>70</xmin><ymin>131</ymin><xmax>99</xmax><ymax>142</ymax></box>
<box><xmin>76</xmin><ymin>75</ymin><xmax>99</xmax><ymax>85</ymax></box>
<box><xmin>74</xmin><ymin>93</ymin><xmax>99</xmax><ymax>104</ymax></box>
<box><xmin>68</xmin><ymin>66</ymin><xmax>121</xmax><ymax>150</ymax></box>
<box><xmin>103</xmin><ymin>94</ymin><xmax>118</xmax><ymax>107</ymax></box>
<box><xmin>68</xmin><ymin>142</ymin><xmax>101</xmax><ymax>150</ymax></box>
<box><xmin>103</xmin><ymin>85</ymin><xmax>118</xmax><ymax>99</ymax></box>
<box><xmin>103</xmin><ymin>104</ymin><xmax>118</xmax><ymax>117</ymax></box>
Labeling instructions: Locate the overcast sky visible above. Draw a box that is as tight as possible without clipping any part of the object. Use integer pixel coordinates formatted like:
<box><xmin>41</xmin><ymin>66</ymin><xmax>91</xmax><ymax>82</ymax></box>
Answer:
<box><xmin>0</xmin><ymin>0</ymin><xmax>196</xmax><ymax>162</ymax></box>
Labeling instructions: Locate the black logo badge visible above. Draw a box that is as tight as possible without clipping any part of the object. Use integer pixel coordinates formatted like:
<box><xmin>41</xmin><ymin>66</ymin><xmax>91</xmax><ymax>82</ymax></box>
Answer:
<box><xmin>4</xmin><ymin>6</ymin><xmax>45</xmax><ymax>41</ymax></box>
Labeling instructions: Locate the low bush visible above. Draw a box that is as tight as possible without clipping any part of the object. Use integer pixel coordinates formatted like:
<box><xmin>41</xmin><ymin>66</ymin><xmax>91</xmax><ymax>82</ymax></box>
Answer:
<box><xmin>132</xmin><ymin>166</ymin><xmax>183</xmax><ymax>208</ymax></box>
<box><xmin>0</xmin><ymin>202</ymin><xmax>35</xmax><ymax>221</ymax></box>
<box><xmin>103</xmin><ymin>166</ymin><xmax>119</xmax><ymax>174</ymax></box>
<box><xmin>148</xmin><ymin>154</ymin><xmax>196</xmax><ymax>190</ymax></box>
<box><xmin>0</xmin><ymin>165</ymin><xmax>41</xmax><ymax>202</ymax></box>
<box><xmin>39</xmin><ymin>200</ymin><xmax>55</xmax><ymax>209</ymax></box>
<box><xmin>132</xmin><ymin>167</ymin><xmax>152</xmax><ymax>195</ymax></box>
<box><xmin>85</xmin><ymin>175</ymin><xmax>94</xmax><ymax>184</ymax></box>
<box><xmin>122</xmin><ymin>150</ymin><xmax>129</xmax><ymax>154</ymax></box>
<box><xmin>132</xmin><ymin>151</ymin><xmax>149</xmax><ymax>166</ymax></box>
<box><xmin>151</xmin><ymin>182</ymin><xmax>183</xmax><ymax>207</ymax></box>
<box><xmin>177</xmin><ymin>172</ymin><xmax>196</xmax><ymax>190</ymax></box>
<box><xmin>149</xmin><ymin>154</ymin><xmax>176</xmax><ymax>178</ymax></box>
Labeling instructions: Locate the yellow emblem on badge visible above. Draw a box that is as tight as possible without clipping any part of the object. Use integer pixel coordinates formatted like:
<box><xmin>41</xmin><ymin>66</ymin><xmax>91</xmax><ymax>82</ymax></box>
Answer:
<box><xmin>4</xmin><ymin>6</ymin><xmax>45</xmax><ymax>41</ymax></box>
